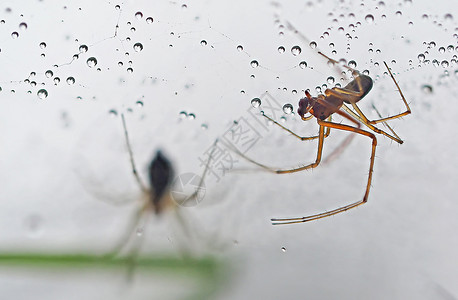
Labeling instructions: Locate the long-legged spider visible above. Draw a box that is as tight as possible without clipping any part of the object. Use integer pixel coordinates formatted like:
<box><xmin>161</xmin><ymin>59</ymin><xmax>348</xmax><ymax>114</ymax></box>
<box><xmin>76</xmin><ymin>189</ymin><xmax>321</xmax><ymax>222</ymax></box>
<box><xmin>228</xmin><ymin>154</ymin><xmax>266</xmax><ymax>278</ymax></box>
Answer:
<box><xmin>107</xmin><ymin>114</ymin><xmax>215</xmax><ymax>257</ymax></box>
<box><xmin>227</xmin><ymin>34</ymin><xmax>411</xmax><ymax>225</ymax></box>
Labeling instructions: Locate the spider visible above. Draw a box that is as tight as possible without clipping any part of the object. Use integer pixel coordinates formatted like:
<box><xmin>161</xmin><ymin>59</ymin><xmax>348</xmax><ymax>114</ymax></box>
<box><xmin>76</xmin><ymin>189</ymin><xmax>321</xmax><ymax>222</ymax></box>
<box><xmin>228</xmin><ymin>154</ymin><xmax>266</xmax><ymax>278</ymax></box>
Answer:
<box><xmin>226</xmin><ymin>29</ymin><xmax>411</xmax><ymax>225</ymax></box>
<box><xmin>106</xmin><ymin>114</ymin><xmax>216</xmax><ymax>257</ymax></box>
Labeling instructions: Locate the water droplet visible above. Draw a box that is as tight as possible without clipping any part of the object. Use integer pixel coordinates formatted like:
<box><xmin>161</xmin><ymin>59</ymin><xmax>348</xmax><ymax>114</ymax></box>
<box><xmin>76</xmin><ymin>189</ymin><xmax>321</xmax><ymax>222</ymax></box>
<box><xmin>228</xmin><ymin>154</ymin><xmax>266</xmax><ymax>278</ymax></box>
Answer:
<box><xmin>66</xmin><ymin>77</ymin><xmax>75</xmax><ymax>85</ymax></box>
<box><xmin>237</xmin><ymin>45</ymin><xmax>243</xmax><ymax>51</ymax></box>
<box><xmin>39</xmin><ymin>42</ymin><xmax>47</xmax><ymax>49</ymax></box>
<box><xmin>432</xmin><ymin>59</ymin><xmax>439</xmax><ymax>67</ymax></box>
<box><xmin>444</xmin><ymin>13</ymin><xmax>453</xmax><ymax>21</ymax></box>
<box><xmin>282</xmin><ymin>104</ymin><xmax>293</xmax><ymax>114</ymax></box>
<box><xmin>365</xmin><ymin>14</ymin><xmax>374</xmax><ymax>23</ymax></box>
<box><xmin>278</xmin><ymin>46</ymin><xmax>285</xmax><ymax>53</ymax></box>
<box><xmin>200</xmin><ymin>40</ymin><xmax>207</xmax><ymax>46</ymax></box>
<box><xmin>86</xmin><ymin>57</ymin><xmax>97</xmax><ymax>68</ymax></box>
<box><xmin>299</xmin><ymin>61</ymin><xmax>307</xmax><ymax>69</ymax></box>
<box><xmin>136</xmin><ymin>227</ymin><xmax>144</xmax><ymax>236</ymax></box>
<box><xmin>395</xmin><ymin>11</ymin><xmax>402</xmax><ymax>17</ymax></box>
<box><xmin>109</xmin><ymin>109</ymin><xmax>118</xmax><ymax>117</ymax></box>
<box><xmin>362</xmin><ymin>70</ymin><xmax>370</xmax><ymax>75</ymax></box>
<box><xmin>179</xmin><ymin>111</ymin><xmax>188</xmax><ymax>119</ymax></box>
<box><xmin>37</xmin><ymin>89</ymin><xmax>48</xmax><ymax>99</ymax></box>
<box><xmin>309</xmin><ymin>41</ymin><xmax>317</xmax><ymax>49</ymax></box>
<box><xmin>327</xmin><ymin>76</ymin><xmax>335</xmax><ymax>84</ymax></box>
<box><xmin>291</xmin><ymin>45</ymin><xmax>301</xmax><ymax>56</ymax></box>
<box><xmin>19</xmin><ymin>22</ymin><xmax>27</xmax><ymax>30</ymax></box>
<box><xmin>251</xmin><ymin>98</ymin><xmax>261</xmax><ymax>108</ymax></box>
<box><xmin>421</xmin><ymin>84</ymin><xmax>433</xmax><ymax>94</ymax></box>
<box><xmin>115</xmin><ymin>5</ymin><xmax>121</xmax><ymax>10</ymax></box>
<box><xmin>447</xmin><ymin>45</ymin><xmax>454</xmax><ymax>52</ymax></box>
<box><xmin>127</xmin><ymin>67</ymin><xmax>133</xmax><ymax>73</ymax></box>
<box><xmin>418</xmin><ymin>53</ymin><xmax>425</xmax><ymax>62</ymax></box>
<box><xmin>11</xmin><ymin>31</ymin><xmax>19</xmax><ymax>38</ymax></box>
<box><xmin>281</xmin><ymin>247</ymin><xmax>287</xmax><ymax>252</ymax></box>
<box><xmin>250</xmin><ymin>60</ymin><xmax>259</xmax><ymax>68</ymax></box>
<box><xmin>201</xmin><ymin>123</ymin><xmax>208</xmax><ymax>130</ymax></box>
<box><xmin>441</xmin><ymin>60</ymin><xmax>449</xmax><ymax>68</ymax></box>
<box><xmin>133</xmin><ymin>42</ymin><xmax>143</xmax><ymax>52</ymax></box>
<box><xmin>79</xmin><ymin>45</ymin><xmax>88</xmax><ymax>53</ymax></box>
<box><xmin>438</xmin><ymin>47</ymin><xmax>445</xmax><ymax>54</ymax></box>
<box><xmin>45</xmin><ymin>70</ymin><xmax>53</xmax><ymax>78</ymax></box>
<box><xmin>146</xmin><ymin>17</ymin><xmax>153</xmax><ymax>24</ymax></box>
<box><xmin>135</xmin><ymin>11</ymin><xmax>143</xmax><ymax>19</ymax></box>
<box><xmin>188</xmin><ymin>113</ymin><xmax>196</xmax><ymax>120</ymax></box>
<box><xmin>348</xmin><ymin>60</ymin><xmax>357</xmax><ymax>68</ymax></box>
<box><xmin>136</xmin><ymin>100</ymin><xmax>143</xmax><ymax>107</ymax></box>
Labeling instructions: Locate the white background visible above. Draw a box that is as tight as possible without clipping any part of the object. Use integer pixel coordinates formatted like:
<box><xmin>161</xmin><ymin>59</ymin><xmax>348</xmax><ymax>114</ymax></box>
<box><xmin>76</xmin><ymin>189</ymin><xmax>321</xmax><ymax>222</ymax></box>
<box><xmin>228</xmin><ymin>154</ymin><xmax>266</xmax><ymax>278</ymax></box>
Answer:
<box><xmin>0</xmin><ymin>0</ymin><xmax>457</xmax><ymax>299</ymax></box>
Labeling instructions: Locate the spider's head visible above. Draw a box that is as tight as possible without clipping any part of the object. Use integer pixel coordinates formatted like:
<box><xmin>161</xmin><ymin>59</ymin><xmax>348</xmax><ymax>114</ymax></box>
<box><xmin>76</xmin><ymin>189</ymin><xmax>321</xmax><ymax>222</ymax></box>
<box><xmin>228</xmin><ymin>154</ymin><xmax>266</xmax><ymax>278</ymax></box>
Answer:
<box><xmin>297</xmin><ymin>91</ymin><xmax>316</xmax><ymax>120</ymax></box>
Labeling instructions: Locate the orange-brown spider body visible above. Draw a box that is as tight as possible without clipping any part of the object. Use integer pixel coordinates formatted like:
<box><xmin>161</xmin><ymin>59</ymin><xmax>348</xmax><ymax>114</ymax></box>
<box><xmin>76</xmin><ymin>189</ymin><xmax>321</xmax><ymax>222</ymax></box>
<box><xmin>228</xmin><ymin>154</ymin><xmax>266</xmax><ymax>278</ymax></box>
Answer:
<box><xmin>298</xmin><ymin>74</ymin><xmax>373</xmax><ymax>121</ymax></box>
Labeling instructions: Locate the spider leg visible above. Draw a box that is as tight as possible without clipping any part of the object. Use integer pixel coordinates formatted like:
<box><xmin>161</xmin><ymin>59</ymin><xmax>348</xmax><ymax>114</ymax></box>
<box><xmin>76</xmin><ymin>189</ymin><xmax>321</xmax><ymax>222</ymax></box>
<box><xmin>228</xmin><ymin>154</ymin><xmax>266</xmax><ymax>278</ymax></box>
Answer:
<box><xmin>261</xmin><ymin>111</ymin><xmax>331</xmax><ymax>141</ymax></box>
<box><xmin>326</xmin><ymin>83</ymin><xmax>404</xmax><ymax>144</ymax></box>
<box><xmin>105</xmin><ymin>201</ymin><xmax>149</xmax><ymax>257</ymax></box>
<box><xmin>171</xmin><ymin>139</ymin><xmax>219</xmax><ymax>207</ymax></box>
<box><xmin>371</xmin><ymin>103</ymin><xmax>401</xmax><ymax>141</ymax></box>
<box><xmin>318</xmin><ymin>51</ymin><xmax>360</xmax><ymax>76</ymax></box>
<box><xmin>285</xmin><ymin>22</ymin><xmax>358</xmax><ymax>77</ymax></box>
<box><xmin>367</xmin><ymin>61</ymin><xmax>411</xmax><ymax>124</ymax></box>
<box><xmin>321</xmin><ymin>109</ymin><xmax>360</xmax><ymax>165</ymax></box>
<box><xmin>125</xmin><ymin>211</ymin><xmax>151</xmax><ymax>281</ymax></box>
<box><xmin>271</xmin><ymin>118</ymin><xmax>377</xmax><ymax>225</ymax></box>
<box><xmin>349</xmin><ymin>101</ymin><xmax>403</xmax><ymax>143</ymax></box>
<box><xmin>121</xmin><ymin>113</ymin><xmax>148</xmax><ymax>192</ymax></box>
<box><xmin>222</xmin><ymin>124</ymin><xmax>327</xmax><ymax>174</ymax></box>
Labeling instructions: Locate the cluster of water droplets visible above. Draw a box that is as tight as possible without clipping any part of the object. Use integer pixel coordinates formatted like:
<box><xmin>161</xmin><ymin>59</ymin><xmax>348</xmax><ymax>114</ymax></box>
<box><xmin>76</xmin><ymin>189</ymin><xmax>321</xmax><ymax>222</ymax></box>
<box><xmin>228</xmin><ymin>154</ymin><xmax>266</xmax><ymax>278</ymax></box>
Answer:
<box><xmin>415</xmin><ymin>41</ymin><xmax>457</xmax><ymax>69</ymax></box>
<box><xmin>179</xmin><ymin>111</ymin><xmax>197</xmax><ymax>121</ymax></box>
<box><xmin>2</xmin><ymin>4</ymin><xmax>166</xmax><ymax>100</ymax></box>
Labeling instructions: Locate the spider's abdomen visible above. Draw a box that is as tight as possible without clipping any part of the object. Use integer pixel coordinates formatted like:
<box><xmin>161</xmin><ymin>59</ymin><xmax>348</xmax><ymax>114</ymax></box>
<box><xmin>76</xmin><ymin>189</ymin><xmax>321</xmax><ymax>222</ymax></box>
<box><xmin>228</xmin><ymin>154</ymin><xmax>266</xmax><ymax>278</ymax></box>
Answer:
<box><xmin>343</xmin><ymin>75</ymin><xmax>373</xmax><ymax>103</ymax></box>
<box><xmin>149</xmin><ymin>150</ymin><xmax>174</xmax><ymax>214</ymax></box>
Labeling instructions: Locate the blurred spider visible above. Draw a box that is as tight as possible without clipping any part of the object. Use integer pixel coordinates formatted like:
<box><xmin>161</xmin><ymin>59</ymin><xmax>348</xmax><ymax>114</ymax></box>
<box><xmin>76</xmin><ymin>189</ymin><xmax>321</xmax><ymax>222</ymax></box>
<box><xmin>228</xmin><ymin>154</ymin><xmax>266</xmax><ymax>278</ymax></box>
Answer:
<box><xmin>107</xmin><ymin>114</ymin><xmax>215</xmax><ymax>257</ymax></box>
<box><xmin>227</xmin><ymin>24</ymin><xmax>411</xmax><ymax>225</ymax></box>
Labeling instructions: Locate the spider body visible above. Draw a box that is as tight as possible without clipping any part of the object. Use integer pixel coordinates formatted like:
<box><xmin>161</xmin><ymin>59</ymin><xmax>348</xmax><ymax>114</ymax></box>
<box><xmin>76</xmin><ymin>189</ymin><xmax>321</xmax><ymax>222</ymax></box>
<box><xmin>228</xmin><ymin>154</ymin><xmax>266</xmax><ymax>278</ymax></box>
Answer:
<box><xmin>299</xmin><ymin>74</ymin><xmax>374</xmax><ymax>121</ymax></box>
<box><xmin>148</xmin><ymin>150</ymin><xmax>174</xmax><ymax>214</ymax></box>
